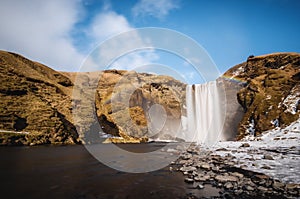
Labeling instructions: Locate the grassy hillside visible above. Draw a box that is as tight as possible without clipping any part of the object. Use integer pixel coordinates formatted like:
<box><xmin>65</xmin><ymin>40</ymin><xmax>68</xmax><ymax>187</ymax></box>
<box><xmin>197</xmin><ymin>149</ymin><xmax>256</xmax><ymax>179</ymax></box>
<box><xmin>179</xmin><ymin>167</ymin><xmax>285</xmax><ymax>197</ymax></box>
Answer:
<box><xmin>224</xmin><ymin>53</ymin><xmax>300</xmax><ymax>139</ymax></box>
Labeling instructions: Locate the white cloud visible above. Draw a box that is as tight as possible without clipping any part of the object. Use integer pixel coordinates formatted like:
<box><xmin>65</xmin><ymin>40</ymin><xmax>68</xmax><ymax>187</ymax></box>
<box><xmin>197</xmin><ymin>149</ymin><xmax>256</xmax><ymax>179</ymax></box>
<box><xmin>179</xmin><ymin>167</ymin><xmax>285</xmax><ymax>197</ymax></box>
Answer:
<box><xmin>132</xmin><ymin>0</ymin><xmax>180</xmax><ymax>19</ymax></box>
<box><xmin>0</xmin><ymin>1</ymin><xmax>160</xmax><ymax>72</ymax></box>
<box><xmin>112</xmin><ymin>50</ymin><xmax>159</xmax><ymax>70</ymax></box>
<box><xmin>89</xmin><ymin>11</ymin><xmax>133</xmax><ymax>41</ymax></box>
<box><xmin>0</xmin><ymin>0</ymin><xmax>85</xmax><ymax>71</ymax></box>
<box><xmin>183</xmin><ymin>71</ymin><xmax>196</xmax><ymax>80</ymax></box>
<box><xmin>87</xmin><ymin>10</ymin><xmax>159</xmax><ymax>71</ymax></box>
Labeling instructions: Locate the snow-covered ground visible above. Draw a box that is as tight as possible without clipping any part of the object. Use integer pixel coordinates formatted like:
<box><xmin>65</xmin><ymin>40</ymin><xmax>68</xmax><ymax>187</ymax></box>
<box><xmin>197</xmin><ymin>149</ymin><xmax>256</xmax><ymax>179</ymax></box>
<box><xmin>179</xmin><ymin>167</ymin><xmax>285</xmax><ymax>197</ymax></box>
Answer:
<box><xmin>279</xmin><ymin>85</ymin><xmax>300</xmax><ymax>115</ymax></box>
<box><xmin>211</xmin><ymin>117</ymin><xmax>300</xmax><ymax>184</ymax></box>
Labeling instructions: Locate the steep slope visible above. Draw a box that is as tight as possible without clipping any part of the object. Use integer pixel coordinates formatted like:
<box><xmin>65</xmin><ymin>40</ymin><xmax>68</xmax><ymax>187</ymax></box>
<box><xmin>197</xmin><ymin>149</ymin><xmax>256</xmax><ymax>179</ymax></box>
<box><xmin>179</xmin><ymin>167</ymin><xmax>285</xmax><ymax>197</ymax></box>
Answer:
<box><xmin>224</xmin><ymin>53</ymin><xmax>300</xmax><ymax>139</ymax></box>
<box><xmin>0</xmin><ymin>51</ymin><xmax>79</xmax><ymax>145</ymax></box>
<box><xmin>0</xmin><ymin>50</ymin><xmax>186</xmax><ymax>145</ymax></box>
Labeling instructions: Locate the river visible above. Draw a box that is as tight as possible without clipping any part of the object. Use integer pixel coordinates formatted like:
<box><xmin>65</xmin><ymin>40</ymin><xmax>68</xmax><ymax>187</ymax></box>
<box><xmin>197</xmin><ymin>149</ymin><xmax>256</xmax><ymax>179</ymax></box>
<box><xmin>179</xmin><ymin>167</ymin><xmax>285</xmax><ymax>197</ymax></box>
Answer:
<box><xmin>0</xmin><ymin>144</ymin><xmax>220</xmax><ymax>199</ymax></box>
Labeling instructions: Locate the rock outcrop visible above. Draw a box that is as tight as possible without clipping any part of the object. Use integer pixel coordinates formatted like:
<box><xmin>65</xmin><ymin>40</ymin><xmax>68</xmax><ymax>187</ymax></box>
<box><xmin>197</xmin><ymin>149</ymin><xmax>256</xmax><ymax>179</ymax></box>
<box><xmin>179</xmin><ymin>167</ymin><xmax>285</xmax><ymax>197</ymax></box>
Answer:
<box><xmin>94</xmin><ymin>70</ymin><xmax>186</xmax><ymax>142</ymax></box>
<box><xmin>0</xmin><ymin>51</ymin><xmax>79</xmax><ymax>145</ymax></box>
<box><xmin>224</xmin><ymin>53</ymin><xmax>300</xmax><ymax>139</ymax></box>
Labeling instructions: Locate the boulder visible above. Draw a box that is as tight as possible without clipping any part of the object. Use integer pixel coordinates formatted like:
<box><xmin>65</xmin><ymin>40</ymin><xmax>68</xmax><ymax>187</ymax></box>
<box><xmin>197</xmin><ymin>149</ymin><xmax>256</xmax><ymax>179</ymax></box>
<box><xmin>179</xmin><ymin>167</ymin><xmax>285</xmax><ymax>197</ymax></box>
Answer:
<box><xmin>215</xmin><ymin>175</ymin><xmax>238</xmax><ymax>183</ymax></box>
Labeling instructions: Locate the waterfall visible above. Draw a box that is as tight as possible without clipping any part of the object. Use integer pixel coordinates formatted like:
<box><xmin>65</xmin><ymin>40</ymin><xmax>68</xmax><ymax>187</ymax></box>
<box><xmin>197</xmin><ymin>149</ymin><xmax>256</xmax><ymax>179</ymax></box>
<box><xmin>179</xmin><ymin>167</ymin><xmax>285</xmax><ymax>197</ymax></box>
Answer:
<box><xmin>147</xmin><ymin>78</ymin><xmax>243</xmax><ymax>144</ymax></box>
<box><xmin>184</xmin><ymin>81</ymin><xmax>225</xmax><ymax>146</ymax></box>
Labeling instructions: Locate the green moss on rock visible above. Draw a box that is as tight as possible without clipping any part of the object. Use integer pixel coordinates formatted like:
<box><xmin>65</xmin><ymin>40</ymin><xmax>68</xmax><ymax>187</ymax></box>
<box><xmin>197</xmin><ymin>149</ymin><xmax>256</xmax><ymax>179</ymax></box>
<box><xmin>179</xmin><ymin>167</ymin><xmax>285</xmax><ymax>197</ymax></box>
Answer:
<box><xmin>224</xmin><ymin>53</ymin><xmax>300</xmax><ymax>139</ymax></box>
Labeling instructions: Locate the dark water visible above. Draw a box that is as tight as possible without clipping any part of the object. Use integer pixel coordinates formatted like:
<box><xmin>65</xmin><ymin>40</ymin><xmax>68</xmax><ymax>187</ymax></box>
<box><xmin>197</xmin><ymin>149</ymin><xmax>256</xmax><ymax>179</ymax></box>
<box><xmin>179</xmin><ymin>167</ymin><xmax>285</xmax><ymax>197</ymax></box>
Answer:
<box><xmin>0</xmin><ymin>144</ymin><xmax>219</xmax><ymax>199</ymax></box>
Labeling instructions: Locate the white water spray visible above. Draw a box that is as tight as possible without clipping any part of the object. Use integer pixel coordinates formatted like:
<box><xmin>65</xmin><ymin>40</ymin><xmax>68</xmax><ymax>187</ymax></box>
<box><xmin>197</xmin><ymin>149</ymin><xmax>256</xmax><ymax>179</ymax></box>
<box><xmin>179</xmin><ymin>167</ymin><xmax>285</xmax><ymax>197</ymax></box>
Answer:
<box><xmin>184</xmin><ymin>81</ymin><xmax>225</xmax><ymax>146</ymax></box>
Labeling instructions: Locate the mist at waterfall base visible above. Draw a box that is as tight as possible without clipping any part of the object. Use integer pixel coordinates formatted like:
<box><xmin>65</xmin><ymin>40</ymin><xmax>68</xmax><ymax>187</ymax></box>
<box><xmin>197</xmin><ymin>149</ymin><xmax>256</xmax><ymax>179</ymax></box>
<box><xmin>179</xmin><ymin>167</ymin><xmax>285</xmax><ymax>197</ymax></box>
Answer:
<box><xmin>147</xmin><ymin>78</ymin><xmax>243</xmax><ymax>145</ymax></box>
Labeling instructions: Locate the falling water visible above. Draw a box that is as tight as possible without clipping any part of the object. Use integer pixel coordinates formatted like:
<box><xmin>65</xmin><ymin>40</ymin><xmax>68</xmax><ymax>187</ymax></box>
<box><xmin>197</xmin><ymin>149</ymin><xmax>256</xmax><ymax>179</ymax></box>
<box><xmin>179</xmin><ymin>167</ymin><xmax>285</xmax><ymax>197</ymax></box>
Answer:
<box><xmin>184</xmin><ymin>81</ymin><xmax>225</xmax><ymax>146</ymax></box>
<box><xmin>147</xmin><ymin>78</ymin><xmax>243</xmax><ymax>144</ymax></box>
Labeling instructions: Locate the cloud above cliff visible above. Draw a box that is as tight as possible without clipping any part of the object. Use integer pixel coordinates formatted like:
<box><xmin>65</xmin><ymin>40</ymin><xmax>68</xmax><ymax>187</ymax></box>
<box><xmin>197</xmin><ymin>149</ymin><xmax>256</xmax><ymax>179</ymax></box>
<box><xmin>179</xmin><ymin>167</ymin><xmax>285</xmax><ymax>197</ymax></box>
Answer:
<box><xmin>132</xmin><ymin>0</ymin><xmax>180</xmax><ymax>19</ymax></box>
<box><xmin>89</xmin><ymin>11</ymin><xmax>132</xmax><ymax>42</ymax></box>
<box><xmin>0</xmin><ymin>0</ymin><xmax>160</xmax><ymax>71</ymax></box>
<box><xmin>0</xmin><ymin>0</ymin><xmax>85</xmax><ymax>71</ymax></box>
<box><xmin>85</xmin><ymin>6</ymin><xmax>159</xmax><ymax>71</ymax></box>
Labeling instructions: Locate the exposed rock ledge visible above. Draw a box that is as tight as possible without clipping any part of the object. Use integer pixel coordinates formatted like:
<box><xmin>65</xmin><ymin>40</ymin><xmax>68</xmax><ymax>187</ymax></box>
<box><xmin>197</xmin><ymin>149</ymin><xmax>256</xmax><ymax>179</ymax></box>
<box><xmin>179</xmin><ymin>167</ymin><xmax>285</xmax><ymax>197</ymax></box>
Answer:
<box><xmin>224</xmin><ymin>52</ymin><xmax>300</xmax><ymax>139</ymax></box>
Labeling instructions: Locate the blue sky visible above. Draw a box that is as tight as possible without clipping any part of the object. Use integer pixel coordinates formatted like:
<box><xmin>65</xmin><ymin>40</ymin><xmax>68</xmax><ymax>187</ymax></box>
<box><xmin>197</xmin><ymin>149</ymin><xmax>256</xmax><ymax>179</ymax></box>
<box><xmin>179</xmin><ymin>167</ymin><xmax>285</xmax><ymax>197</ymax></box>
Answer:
<box><xmin>0</xmin><ymin>0</ymin><xmax>300</xmax><ymax>84</ymax></box>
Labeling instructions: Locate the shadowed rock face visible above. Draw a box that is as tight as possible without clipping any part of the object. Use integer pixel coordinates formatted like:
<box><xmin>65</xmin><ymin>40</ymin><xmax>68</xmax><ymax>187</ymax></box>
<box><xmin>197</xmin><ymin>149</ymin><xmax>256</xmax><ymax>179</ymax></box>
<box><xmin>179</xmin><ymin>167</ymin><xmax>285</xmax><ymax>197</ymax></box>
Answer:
<box><xmin>0</xmin><ymin>50</ymin><xmax>79</xmax><ymax>145</ymax></box>
<box><xmin>217</xmin><ymin>78</ymin><xmax>245</xmax><ymax>141</ymax></box>
<box><xmin>224</xmin><ymin>53</ymin><xmax>300</xmax><ymax>139</ymax></box>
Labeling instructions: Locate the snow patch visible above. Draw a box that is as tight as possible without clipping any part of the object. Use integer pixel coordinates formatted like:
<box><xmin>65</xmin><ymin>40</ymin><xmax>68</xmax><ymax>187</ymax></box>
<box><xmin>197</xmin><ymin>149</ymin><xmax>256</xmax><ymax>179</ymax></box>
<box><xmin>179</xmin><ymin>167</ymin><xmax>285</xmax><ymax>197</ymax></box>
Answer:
<box><xmin>211</xmin><ymin>117</ymin><xmax>300</xmax><ymax>184</ymax></box>
<box><xmin>230</xmin><ymin>66</ymin><xmax>244</xmax><ymax>78</ymax></box>
<box><xmin>279</xmin><ymin>85</ymin><xmax>300</xmax><ymax>114</ymax></box>
<box><xmin>279</xmin><ymin>64</ymin><xmax>289</xmax><ymax>70</ymax></box>
<box><xmin>246</xmin><ymin>118</ymin><xmax>255</xmax><ymax>136</ymax></box>
<box><xmin>270</xmin><ymin>119</ymin><xmax>279</xmax><ymax>127</ymax></box>
<box><xmin>268</xmin><ymin>105</ymin><xmax>273</xmax><ymax>110</ymax></box>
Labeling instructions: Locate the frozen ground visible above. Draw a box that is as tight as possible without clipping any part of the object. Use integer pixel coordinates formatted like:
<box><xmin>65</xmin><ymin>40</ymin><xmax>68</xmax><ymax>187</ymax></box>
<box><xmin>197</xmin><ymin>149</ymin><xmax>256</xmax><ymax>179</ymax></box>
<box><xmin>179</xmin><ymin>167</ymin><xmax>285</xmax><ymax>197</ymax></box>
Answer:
<box><xmin>211</xmin><ymin>118</ymin><xmax>300</xmax><ymax>184</ymax></box>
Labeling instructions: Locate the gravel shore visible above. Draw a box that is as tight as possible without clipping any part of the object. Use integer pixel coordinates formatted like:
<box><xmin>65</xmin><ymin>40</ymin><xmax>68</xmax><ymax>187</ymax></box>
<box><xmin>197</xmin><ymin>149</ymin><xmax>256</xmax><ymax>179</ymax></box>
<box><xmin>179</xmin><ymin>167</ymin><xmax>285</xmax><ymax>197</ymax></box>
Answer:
<box><xmin>166</xmin><ymin>117</ymin><xmax>300</xmax><ymax>198</ymax></box>
<box><xmin>170</xmin><ymin>143</ymin><xmax>299</xmax><ymax>199</ymax></box>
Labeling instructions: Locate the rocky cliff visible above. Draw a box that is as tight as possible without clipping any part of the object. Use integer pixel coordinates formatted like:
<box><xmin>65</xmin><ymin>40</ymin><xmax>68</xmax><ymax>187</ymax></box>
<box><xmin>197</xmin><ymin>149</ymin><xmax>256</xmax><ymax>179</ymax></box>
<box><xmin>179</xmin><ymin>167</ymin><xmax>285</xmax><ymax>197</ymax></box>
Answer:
<box><xmin>63</xmin><ymin>69</ymin><xmax>186</xmax><ymax>143</ymax></box>
<box><xmin>1</xmin><ymin>50</ymin><xmax>299</xmax><ymax>145</ymax></box>
<box><xmin>224</xmin><ymin>53</ymin><xmax>300</xmax><ymax>139</ymax></box>
<box><xmin>0</xmin><ymin>50</ymin><xmax>79</xmax><ymax>145</ymax></box>
<box><xmin>0</xmin><ymin>51</ymin><xmax>186</xmax><ymax>145</ymax></box>
<box><xmin>94</xmin><ymin>70</ymin><xmax>186</xmax><ymax>142</ymax></box>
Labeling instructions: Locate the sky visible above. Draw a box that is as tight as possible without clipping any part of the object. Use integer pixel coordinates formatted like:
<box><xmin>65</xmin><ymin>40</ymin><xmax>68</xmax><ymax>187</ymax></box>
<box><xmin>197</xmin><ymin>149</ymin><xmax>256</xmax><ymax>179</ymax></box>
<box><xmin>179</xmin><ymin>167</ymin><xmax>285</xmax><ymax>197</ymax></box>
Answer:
<box><xmin>0</xmin><ymin>0</ymin><xmax>300</xmax><ymax>84</ymax></box>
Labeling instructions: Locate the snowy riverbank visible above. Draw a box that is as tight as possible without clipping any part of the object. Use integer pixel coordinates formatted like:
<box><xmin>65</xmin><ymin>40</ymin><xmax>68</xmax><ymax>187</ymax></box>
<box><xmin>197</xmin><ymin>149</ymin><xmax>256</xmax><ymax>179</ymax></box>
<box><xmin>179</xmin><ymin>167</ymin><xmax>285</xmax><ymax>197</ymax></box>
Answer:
<box><xmin>169</xmin><ymin>118</ymin><xmax>300</xmax><ymax>198</ymax></box>
<box><xmin>212</xmin><ymin>117</ymin><xmax>300</xmax><ymax>184</ymax></box>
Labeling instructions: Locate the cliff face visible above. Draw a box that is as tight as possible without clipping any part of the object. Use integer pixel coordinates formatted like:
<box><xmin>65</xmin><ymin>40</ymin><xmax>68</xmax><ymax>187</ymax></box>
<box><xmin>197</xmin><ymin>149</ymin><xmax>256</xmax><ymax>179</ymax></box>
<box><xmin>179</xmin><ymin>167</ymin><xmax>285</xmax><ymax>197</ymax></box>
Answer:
<box><xmin>224</xmin><ymin>53</ymin><xmax>300</xmax><ymax>139</ymax></box>
<box><xmin>95</xmin><ymin>70</ymin><xmax>186</xmax><ymax>142</ymax></box>
<box><xmin>217</xmin><ymin>78</ymin><xmax>245</xmax><ymax>140</ymax></box>
<box><xmin>0</xmin><ymin>51</ymin><xmax>79</xmax><ymax>145</ymax></box>
<box><xmin>63</xmin><ymin>69</ymin><xmax>186</xmax><ymax>143</ymax></box>
<box><xmin>0</xmin><ymin>51</ymin><xmax>186</xmax><ymax>145</ymax></box>
<box><xmin>1</xmin><ymin>50</ymin><xmax>299</xmax><ymax>145</ymax></box>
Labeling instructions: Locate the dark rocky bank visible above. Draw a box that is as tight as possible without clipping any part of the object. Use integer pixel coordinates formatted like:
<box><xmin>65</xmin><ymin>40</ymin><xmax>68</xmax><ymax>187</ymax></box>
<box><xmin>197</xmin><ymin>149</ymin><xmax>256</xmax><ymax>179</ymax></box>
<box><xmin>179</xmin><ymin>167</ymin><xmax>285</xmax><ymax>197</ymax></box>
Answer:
<box><xmin>173</xmin><ymin>144</ymin><xmax>300</xmax><ymax>199</ymax></box>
